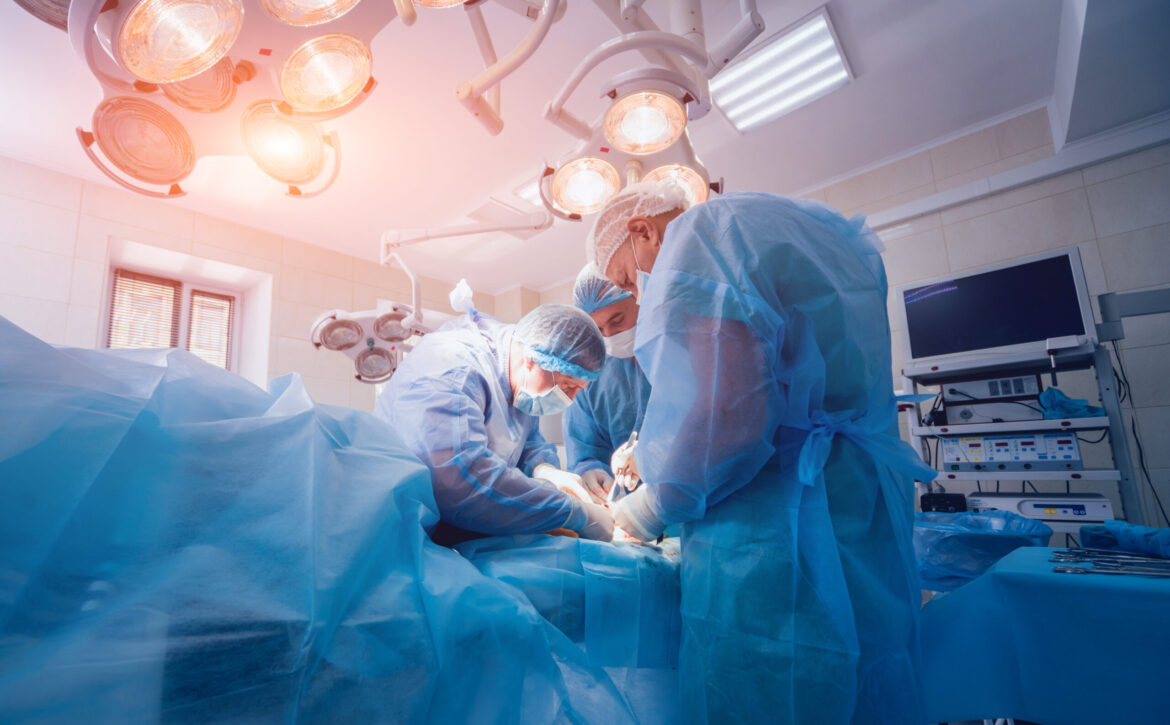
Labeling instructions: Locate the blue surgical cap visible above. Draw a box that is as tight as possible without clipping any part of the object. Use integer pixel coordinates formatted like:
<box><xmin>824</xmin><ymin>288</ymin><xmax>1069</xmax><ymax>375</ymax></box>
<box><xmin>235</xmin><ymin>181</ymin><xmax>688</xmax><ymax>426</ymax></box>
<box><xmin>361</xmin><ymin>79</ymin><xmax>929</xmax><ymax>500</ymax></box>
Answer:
<box><xmin>514</xmin><ymin>304</ymin><xmax>605</xmax><ymax>382</ymax></box>
<box><xmin>572</xmin><ymin>263</ymin><xmax>633</xmax><ymax>315</ymax></box>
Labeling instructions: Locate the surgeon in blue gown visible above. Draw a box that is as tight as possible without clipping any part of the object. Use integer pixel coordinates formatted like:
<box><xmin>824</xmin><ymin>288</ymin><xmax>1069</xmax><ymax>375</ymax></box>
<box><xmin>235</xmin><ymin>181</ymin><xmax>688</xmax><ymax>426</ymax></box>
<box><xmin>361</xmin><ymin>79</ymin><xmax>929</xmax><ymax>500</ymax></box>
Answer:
<box><xmin>562</xmin><ymin>263</ymin><xmax>652</xmax><ymax>502</ymax></box>
<box><xmin>376</xmin><ymin>303</ymin><xmax>614</xmax><ymax>545</ymax></box>
<box><xmin>588</xmin><ymin>182</ymin><xmax>934</xmax><ymax>724</ymax></box>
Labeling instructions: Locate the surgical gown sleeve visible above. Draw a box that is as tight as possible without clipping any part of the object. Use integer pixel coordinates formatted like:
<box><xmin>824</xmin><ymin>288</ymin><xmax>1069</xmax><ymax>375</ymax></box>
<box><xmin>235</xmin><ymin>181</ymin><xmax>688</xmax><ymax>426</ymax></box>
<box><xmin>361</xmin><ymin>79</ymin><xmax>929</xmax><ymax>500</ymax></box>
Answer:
<box><xmin>390</xmin><ymin>364</ymin><xmax>582</xmax><ymax>535</ymax></box>
<box><xmin>633</xmin><ymin>213</ymin><xmax>786</xmax><ymax>526</ymax></box>
<box><xmin>562</xmin><ymin>386</ymin><xmax>614</xmax><ymax>476</ymax></box>
<box><xmin>517</xmin><ymin>426</ymin><xmax>559</xmax><ymax>475</ymax></box>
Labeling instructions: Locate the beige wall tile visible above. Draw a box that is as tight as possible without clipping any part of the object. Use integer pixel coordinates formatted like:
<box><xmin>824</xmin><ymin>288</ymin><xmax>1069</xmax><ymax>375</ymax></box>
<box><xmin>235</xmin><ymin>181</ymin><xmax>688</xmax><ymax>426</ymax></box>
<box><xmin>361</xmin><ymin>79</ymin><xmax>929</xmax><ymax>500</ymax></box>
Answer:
<box><xmin>190</xmin><ymin>242</ymin><xmax>278</xmax><ymax>275</ymax></box>
<box><xmin>933</xmin><ymin>144</ymin><xmax>1056</xmax><ymax>195</ymax></box>
<box><xmin>881</xmin><ymin>227</ymin><xmax>950</xmax><ymax>287</ymax></box>
<box><xmin>0</xmin><ymin>157</ymin><xmax>84</xmax><ymax>211</ymax></box>
<box><xmin>76</xmin><ymin>214</ymin><xmax>194</xmax><ymax>261</ymax></box>
<box><xmin>278</xmin><ymin>265</ymin><xmax>325</xmax><ymax>305</ymax></box>
<box><xmin>0</xmin><ymin>244</ymin><xmax>73</xmax><ymax>303</ymax></box>
<box><xmin>472</xmin><ymin>291</ymin><xmax>495</xmax><ymax>316</ymax></box>
<box><xmin>800</xmin><ymin>188</ymin><xmax>828</xmax><ymax>203</ymax></box>
<box><xmin>992</xmin><ymin>108</ymin><xmax>1051</xmax><ymax>158</ymax></box>
<box><xmin>540</xmin><ymin>281</ymin><xmax>574</xmax><ymax>306</ymax></box>
<box><xmin>1086</xmin><ymin>163</ymin><xmax>1170</xmax><ymax>238</ymax></box>
<box><xmin>1082</xmin><ymin>142</ymin><xmax>1170</xmax><ymax>186</ymax></box>
<box><xmin>1118</xmin><ymin>312</ymin><xmax>1170</xmax><ymax>351</ymax></box>
<box><xmin>494</xmin><ymin>287</ymin><xmax>523</xmax><ymax>322</ymax></box>
<box><xmin>273</xmin><ymin>335</ymin><xmax>352</xmax><ymax>378</ymax></box>
<box><xmin>352</xmin><ymin>282</ymin><xmax>379</xmax><ymax>310</ymax></box>
<box><xmin>82</xmin><ymin>182</ymin><xmax>195</xmax><ymax>239</ymax></box>
<box><xmin>64</xmin><ymin>304</ymin><xmax>101</xmax><ymax>347</ymax></box>
<box><xmin>349</xmin><ymin>379</ymin><xmax>377</xmax><ymax>412</ymax></box>
<box><xmin>192</xmin><ymin>213</ymin><xmax>282</xmax><ymax>262</ymax></box>
<box><xmin>282</xmin><ymin>237</ymin><xmax>352</xmax><ymax>280</ymax></box>
<box><xmin>930</xmin><ymin>127</ymin><xmax>1000</xmax><ymax>181</ymax></box>
<box><xmin>0</xmin><ymin>195</ymin><xmax>78</xmax><ymax>257</ymax></box>
<box><xmin>1097</xmin><ymin>222</ymin><xmax>1170</xmax><ymax>292</ymax></box>
<box><xmin>1135</xmin><ymin>407</ymin><xmax>1170</xmax><ymax>469</ymax></box>
<box><xmin>300</xmin><ymin>375</ymin><xmax>351</xmax><ymax>407</ymax></box>
<box><xmin>520</xmin><ymin>288</ymin><xmax>541</xmax><ymax>316</ymax></box>
<box><xmin>874</xmin><ymin>212</ymin><xmax>941</xmax><ymax>241</ymax></box>
<box><xmin>849</xmin><ymin>182</ymin><xmax>936</xmax><ymax>218</ymax></box>
<box><xmin>0</xmin><ymin>293</ymin><xmax>70</xmax><ymax>343</ymax></box>
<box><xmin>276</xmin><ymin>299</ymin><xmax>329</xmax><ymax>340</ymax></box>
<box><xmin>824</xmin><ymin>152</ymin><xmax>934</xmax><ymax>212</ymax></box>
<box><xmin>1121</xmin><ymin>344</ymin><xmax>1170</xmax><ymax>407</ymax></box>
<box><xmin>940</xmin><ymin>170</ymin><xmax>1083</xmax><ymax>226</ymax></box>
<box><xmin>352</xmin><ymin>258</ymin><xmax>411</xmax><ymax>296</ymax></box>
<box><xmin>943</xmin><ymin>188</ymin><xmax>1096</xmax><ymax>272</ymax></box>
<box><xmin>69</xmin><ymin>258</ymin><xmax>106</xmax><ymax>307</ymax></box>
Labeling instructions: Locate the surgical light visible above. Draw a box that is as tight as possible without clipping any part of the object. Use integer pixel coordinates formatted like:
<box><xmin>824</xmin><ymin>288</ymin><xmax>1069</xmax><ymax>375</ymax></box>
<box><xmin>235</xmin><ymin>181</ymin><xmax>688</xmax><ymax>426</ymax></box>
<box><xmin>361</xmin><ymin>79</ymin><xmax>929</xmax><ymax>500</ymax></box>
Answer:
<box><xmin>642</xmin><ymin>164</ymin><xmax>708</xmax><ymax>206</ymax></box>
<box><xmin>355</xmin><ymin>347</ymin><xmax>396</xmax><ymax>381</ymax></box>
<box><xmin>374</xmin><ymin>311</ymin><xmax>410</xmax><ymax>342</ymax></box>
<box><xmin>160</xmin><ymin>56</ymin><xmax>237</xmax><ymax>113</ymax></box>
<box><xmin>710</xmin><ymin>8</ymin><xmax>852</xmax><ymax>132</ymax></box>
<box><xmin>241</xmin><ymin>100</ymin><xmax>325</xmax><ymax>185</ymax></box>
<box><xmin>603</xmin><ymin>91</ymin><xmax>686</xmax><ymax>156</ymax></box>
<box><xmin>260</xmin><ymin>0</ymin><xmax>361</xmax><ymax>27</ymax></box>
<box><xmin>317</xmin><ymin>318</ymin><xmax>364</xmax><ymax>350</ymax></box>
<box><xmin>280</xmin><ymin>33</ymin><xmax>372</xmax><ymax>113</ymax></box>
<box><xmin>413</xmin><ymin>0</ymin><xmax>465</xmax><ymax>8</ymax></box>
<box><xmin>116</xmin><ymin>0</ymin><xmax>245</xmax><ymax>83</ymax></box>
<box><xmin>551</xmin><ymin>157</ymin><xmax>621</xmax><ymax>215</ymax></box>
<box><xmin>92</xmin><ymin>96</ymin><xmax>196</xmax><ymax>184</ymax></box>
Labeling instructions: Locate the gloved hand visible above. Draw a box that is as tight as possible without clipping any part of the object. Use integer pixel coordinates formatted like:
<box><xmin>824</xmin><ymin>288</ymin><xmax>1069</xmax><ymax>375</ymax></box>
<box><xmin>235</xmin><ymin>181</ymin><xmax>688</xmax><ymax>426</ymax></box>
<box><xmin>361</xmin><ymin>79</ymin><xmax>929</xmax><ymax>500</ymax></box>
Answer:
<box><xmin>612</xmin><ymin>485</ymin><xmax>665</xmax><ymax>543</ymax></box>
<box><xmin>579</xmin><ymin>468</ymin><xmax>614</xmax><ymax>503</ymax></box>
<box><xmin>533</xmin><ymin>463</ymin><xmax>596</xmax><ymax>504</ymax></box>
<box><xmin>610</xmin><ymin>436</ymin><xmax>641</xmax><ymax>491</ymax></box>
<box><xmin>573</xmin><ymin>498</ymin><xmax>614</xmax><ymax>542</ymax></box>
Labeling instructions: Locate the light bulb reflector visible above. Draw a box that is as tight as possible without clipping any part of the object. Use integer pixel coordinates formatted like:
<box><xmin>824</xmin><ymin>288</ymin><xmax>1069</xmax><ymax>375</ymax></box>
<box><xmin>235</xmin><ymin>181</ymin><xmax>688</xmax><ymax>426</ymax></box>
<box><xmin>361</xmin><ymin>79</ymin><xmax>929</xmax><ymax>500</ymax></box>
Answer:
<box><xmin>161</xmin><ymin>56</ymin><xmax>236</xmax><ymax>112</ymax></box>
<box><xmin>280</xmin><ymin>34</ymin><xmax>371</xmax><ymax>113</ymax></box>
<box><xmin>93</xmin><ymin>96</ymin><xmax>195</xmax><ymax>184</ymax></box>
<box><xmin>642</xmin><ymin>164</ymin><xmax>709</xmax><ymax>206</ymax></box>
<box><xmin>241</xmin><ymin>101</ymin><xmax>325</xmax><ymax>185</ymax></box>
<box><xmin>319</xmin><ymin>319</ymin><xmax>363</xmax><ymax>350</ymax></box>
<box><xmin>117</xmin><ymin>0</ymin><xmax>244</xmax><ymax>83</ymax></box>
<box><xmin>413</xmin><ymin>0</ymin><xmax>464</xmax><ymax>7</ymax></box>
<box><xmin>260</xmin><ymin>0</ymin><xmax>360</xmax><ymax>26</ymax></box>
<box><xmin>374</xmin><ymin>312</ymin><xmax>409</xmax><ymax>342</ymax></box>
<box><xmin>356</xmin><ymin>348</ymin><xmax>395</xmax><ymax>381</ymax></box>
<box><xmin>603</xmin><ymin>91</ymin><xmax>686</xmax><ymax>156</ymax></box>
<box><xmin>552</xmin><ymin>157</ymin><xmax>621</xmax><ymax>215</ymax></box>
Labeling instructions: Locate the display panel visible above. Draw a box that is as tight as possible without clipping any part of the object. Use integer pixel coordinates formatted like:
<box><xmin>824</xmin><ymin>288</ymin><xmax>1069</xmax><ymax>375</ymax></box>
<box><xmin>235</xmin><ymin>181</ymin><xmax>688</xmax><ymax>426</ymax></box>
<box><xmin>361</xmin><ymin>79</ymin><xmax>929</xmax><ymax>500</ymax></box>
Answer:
<box><xmin>903</xmin><ymin>255</ymin><xmax>1086</xmax><ymax>360</ymax></box>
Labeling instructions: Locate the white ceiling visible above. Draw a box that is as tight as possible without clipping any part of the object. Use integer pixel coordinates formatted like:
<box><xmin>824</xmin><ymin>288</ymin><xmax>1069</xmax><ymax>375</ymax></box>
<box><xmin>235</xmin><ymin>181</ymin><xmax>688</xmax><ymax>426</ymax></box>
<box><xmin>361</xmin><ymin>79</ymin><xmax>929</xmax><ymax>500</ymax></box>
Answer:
<box><xmin>0</xmin><ymin>0</ymin><xmax>1066</xmax><ymax>294</ymax></box>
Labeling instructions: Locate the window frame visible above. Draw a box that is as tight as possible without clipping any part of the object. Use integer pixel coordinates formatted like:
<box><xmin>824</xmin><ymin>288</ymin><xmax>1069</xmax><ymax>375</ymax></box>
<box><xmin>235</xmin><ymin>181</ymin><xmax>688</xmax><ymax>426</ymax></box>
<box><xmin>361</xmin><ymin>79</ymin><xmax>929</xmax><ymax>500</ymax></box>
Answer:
<box><xmin>105</xmin><ymin>266</ymin><xmax>242</xmax><ymax>372</ymax></box>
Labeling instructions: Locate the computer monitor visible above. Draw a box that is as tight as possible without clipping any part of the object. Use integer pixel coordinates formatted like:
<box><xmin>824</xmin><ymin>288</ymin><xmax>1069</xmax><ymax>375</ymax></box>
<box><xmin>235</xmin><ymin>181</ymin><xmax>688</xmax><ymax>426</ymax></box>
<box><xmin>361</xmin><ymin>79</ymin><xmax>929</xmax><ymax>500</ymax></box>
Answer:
<box><xmin>896</xmin><ymin>248</ymin><xmax>1097</xmax><ymax>368</ymax></box>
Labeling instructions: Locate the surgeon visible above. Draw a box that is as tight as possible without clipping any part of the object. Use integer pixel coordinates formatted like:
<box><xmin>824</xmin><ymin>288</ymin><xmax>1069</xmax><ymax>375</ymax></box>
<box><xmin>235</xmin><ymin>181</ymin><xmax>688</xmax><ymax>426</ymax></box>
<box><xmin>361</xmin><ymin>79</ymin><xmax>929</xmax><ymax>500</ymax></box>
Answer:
<box><xmin>562</xmin><ymin>263</ymin><xmax>652</xmax><ymax>503</ymax></box>
<box><xmin>376</xmin><ymin>302</ymin><xmax>614</xmax><ymax>546</ymax></box>
<box><xmin>588</xmin><ymin>181</ymin><xmax>934</xmax><ymax>724</ymax></box>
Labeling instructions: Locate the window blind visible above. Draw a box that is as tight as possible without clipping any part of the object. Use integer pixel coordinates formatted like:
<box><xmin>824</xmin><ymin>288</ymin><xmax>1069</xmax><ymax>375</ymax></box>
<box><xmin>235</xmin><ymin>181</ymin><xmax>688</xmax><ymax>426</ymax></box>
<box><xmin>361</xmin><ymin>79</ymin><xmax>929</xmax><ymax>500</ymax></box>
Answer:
<box><xmin>187</xmin><ymin>290</ymin><xmax>234</xmax><ymax>369</ymax></box>
<box><xmin>107</xmin><ymin>269</ymin><xmax>181</xmax><ymax>350</ymax></box>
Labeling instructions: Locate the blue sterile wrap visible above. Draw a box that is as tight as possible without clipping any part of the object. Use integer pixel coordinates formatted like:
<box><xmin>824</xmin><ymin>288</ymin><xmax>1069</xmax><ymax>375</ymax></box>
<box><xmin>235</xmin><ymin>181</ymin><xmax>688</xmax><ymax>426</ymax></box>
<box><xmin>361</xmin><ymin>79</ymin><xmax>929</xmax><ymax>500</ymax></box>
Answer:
<box><xmin>1039</xmin><ymin>387</ymin><xmax>1105</xmax><ymax>419</ymax></box>
<box><xmin>573</xmin><ymin>263</ymin><xmax>633</xmax><ymax>315</ymax></box>
<box><xmin>631</xmin><ymin>192</ymin><xmax>932</xmax><ymax>724</ymax></box>
<box><xmin>1080</xmin><ymin>519</ymin><xmax>1170</xmax><ymax>558</ymax></box>
<box><xmin>458</xmin><ymin>535</ymin><xmax>682</xmax><ymax>725</ymax></box>
<box><xmin>0</xmin><ymin>316</ymin><xmax>640</xmax><ymax>724</ymax></box>
<box><xmin>914</xmin><ymin>511</ymin><xmax>1054</xmax><ymax>591</ymax></box>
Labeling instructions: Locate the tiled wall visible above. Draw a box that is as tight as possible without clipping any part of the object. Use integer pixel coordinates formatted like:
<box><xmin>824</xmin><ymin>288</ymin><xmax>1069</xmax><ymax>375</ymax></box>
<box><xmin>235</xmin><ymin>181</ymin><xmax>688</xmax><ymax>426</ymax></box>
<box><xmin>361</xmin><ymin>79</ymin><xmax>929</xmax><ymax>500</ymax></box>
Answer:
<box><xmin>0</xmin><ymin>155</ymin><xmax>494</xmax><ymax>413</ymax></box>
<box><xmin>802</xmin><ymin>109</ymin><xmax>1170</xmax><ymax>526</ymax></box>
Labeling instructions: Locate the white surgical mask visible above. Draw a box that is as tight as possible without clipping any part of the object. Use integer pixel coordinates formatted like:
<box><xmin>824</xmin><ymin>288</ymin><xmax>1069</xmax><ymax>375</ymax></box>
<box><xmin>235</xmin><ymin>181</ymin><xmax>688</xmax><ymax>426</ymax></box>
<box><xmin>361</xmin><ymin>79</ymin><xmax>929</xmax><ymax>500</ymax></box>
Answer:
<box><xmin>604</xmin><ymin>327</ymin><xmax>636</xmax><ymax>358</ymax></box>
<box><xmin>630</xmin><ymin>238</ymin><xmax>651</xmax><ymax>302</ymax></box>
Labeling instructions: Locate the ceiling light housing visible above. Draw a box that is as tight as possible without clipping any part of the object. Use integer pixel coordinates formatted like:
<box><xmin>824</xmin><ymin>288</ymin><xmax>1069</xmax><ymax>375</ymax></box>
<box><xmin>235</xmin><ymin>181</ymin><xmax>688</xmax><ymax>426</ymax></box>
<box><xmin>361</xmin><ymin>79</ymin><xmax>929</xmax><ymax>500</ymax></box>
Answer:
<box><xmin>280</xmin><ymin>33</ymin><xmax>373</xmax><ymax>113</ymax></box>
<box><xmin>550</xmin><ymin>156</ymin><xmax>622</xmax><ymax>215</ymax></box>
<box><xmin>116</xmin><ymin>0</ymin><xmax>246</xmax><ymax>83</ymax></box>
<box><xmin>260</xmin><ymin>0</ymin><xmax>362</xmax><ymax>27</ymax></box>
<box><xmin>710</xmin><ymin>6</ymin><xmax>852</xmax><ymax>133</ymax></box>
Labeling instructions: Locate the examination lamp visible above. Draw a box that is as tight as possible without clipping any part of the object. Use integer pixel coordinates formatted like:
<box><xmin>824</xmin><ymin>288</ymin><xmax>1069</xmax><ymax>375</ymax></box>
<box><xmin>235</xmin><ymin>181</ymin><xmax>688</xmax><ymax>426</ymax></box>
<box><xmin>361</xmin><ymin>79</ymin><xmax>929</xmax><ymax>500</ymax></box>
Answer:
<box><xmin>603</xmin><ymin>90</ymin><xmax>687</xmax><ymax>156</ymax></box>
<box><xmin>550</xmin><ymin>157</ymin><xmax>622</xmax><ymax>215</ymax></box>
<box><xmin>310</xmin><ymin>303</ymin><xmax>428</xmax><ymax>383</ymax></box>
<box><xmin>52</xmin><ymin>0</ymin><xmax>398</xmax><ymax>198</ymax></box>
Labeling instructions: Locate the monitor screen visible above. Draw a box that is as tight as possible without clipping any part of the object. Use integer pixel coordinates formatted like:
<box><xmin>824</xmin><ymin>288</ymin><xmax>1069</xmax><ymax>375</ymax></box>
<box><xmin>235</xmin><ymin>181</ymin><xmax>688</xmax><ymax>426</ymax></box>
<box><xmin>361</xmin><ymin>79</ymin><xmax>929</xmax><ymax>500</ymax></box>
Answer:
<box><xmin>903</xmin><ymin>255</ymin><xmax>1086</xmax><ymax>360</ymax></box>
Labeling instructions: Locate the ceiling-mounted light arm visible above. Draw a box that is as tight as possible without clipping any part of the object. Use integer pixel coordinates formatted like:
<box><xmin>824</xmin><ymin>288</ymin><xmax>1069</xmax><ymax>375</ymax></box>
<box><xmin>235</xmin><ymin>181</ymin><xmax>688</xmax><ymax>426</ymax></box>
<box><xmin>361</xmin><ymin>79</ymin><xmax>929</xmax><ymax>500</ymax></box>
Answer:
<box><xmin>707</xmin><ymin>0</ymin><xmax>766</xmax><ymax>73</ymax></box>
<box><xmin>620</xmin><ymin>0</ymin><xmax>646</xmax><ymax>23</ymax></box>
<box><xmin>380</xmin><ymin>252</ymin><xmax>424</xmax><ymax>330</ymax></box>
<box><xmin>454</xmin><ymin>0</ymin><xmax>563</xmax><ymax>135</ymax></box>
<box><xmin>465</xmin><ymin>2</ymin><xmax>501</xmax><ymax>116</ymax></box>
<box><xmin>393</xmin><ymin>0</ymin><xmax>417</xmax><ymax>26</ymax></box>
<box><xmin>381</xmin><ymin>211</ymin><xmax>554</xmax><ymax>250</ymax></box>
<box><xmin>537</xmin><ymin>164</ymin><xmax>581</xmax><ymax>222</ymax></box>
<box><xmin>286</xmin><ymin>131</ymin><xmax>341</xmax><ymax>199</ymax></box>
<box><xmin>75</xmin><ymin>127</ymin><xmax>186</xmax><ymax>199</ymax></box>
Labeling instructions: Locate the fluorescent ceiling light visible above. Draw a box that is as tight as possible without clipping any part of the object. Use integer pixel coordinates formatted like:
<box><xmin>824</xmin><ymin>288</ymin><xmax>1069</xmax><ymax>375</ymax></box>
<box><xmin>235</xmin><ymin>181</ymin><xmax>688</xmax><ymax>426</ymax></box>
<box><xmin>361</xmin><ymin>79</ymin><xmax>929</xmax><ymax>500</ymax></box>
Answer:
<box><xmin>711</xmin><ymin>8</ymin><xmax>852</xmax><ymax>132</ymax></box>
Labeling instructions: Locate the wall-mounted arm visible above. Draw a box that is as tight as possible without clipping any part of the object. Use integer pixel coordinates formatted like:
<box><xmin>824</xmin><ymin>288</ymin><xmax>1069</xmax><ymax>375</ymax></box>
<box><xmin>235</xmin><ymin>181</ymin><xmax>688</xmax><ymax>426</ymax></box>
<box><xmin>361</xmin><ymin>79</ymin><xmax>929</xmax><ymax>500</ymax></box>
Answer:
<box><xmin>455</xmin><ymin>0</ymin><xmax>563</xmax><ymax>134</ymax></box>
<box><xmin>381</xmin><ymin>211</ymin><xmax>554</xmax><ymax>250</ymax></box>
<box><xmin>1097</xmin><ymin>288</ymin><xmax>1170</xmax><ymax>342</ymax></box>
<box><xmin>381</xmin><ymin>252</ymin><xmax>423</xmax><ymax>330</ymax></box>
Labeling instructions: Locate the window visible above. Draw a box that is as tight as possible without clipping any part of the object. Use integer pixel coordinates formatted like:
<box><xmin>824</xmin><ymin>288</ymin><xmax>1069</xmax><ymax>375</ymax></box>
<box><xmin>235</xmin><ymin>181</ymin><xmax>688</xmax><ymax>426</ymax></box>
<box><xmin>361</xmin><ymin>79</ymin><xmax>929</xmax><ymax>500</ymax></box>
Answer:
<box><xmin>107</xmin><ymin>268</ymin><xmax>237</xmax><ymax>370</ymax></box>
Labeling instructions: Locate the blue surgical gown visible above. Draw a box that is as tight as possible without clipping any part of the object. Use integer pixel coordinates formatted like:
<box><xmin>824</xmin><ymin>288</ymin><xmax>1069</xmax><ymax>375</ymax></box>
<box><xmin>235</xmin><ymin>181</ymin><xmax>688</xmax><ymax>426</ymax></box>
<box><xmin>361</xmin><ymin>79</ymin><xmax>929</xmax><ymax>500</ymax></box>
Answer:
<box><xmin>562</xmin><ymin>356</ymin><xmax>651</xmax><ymax>475</ymax></box>
<box><xmin>376</xmin><ymin>313</ymin><xmax>581</xmax><ymax>535</ymax></box>
<box><xmin>633</xmin><ymin>192</ymin><xmax>933</xmax><ymax>724</ymax></box>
